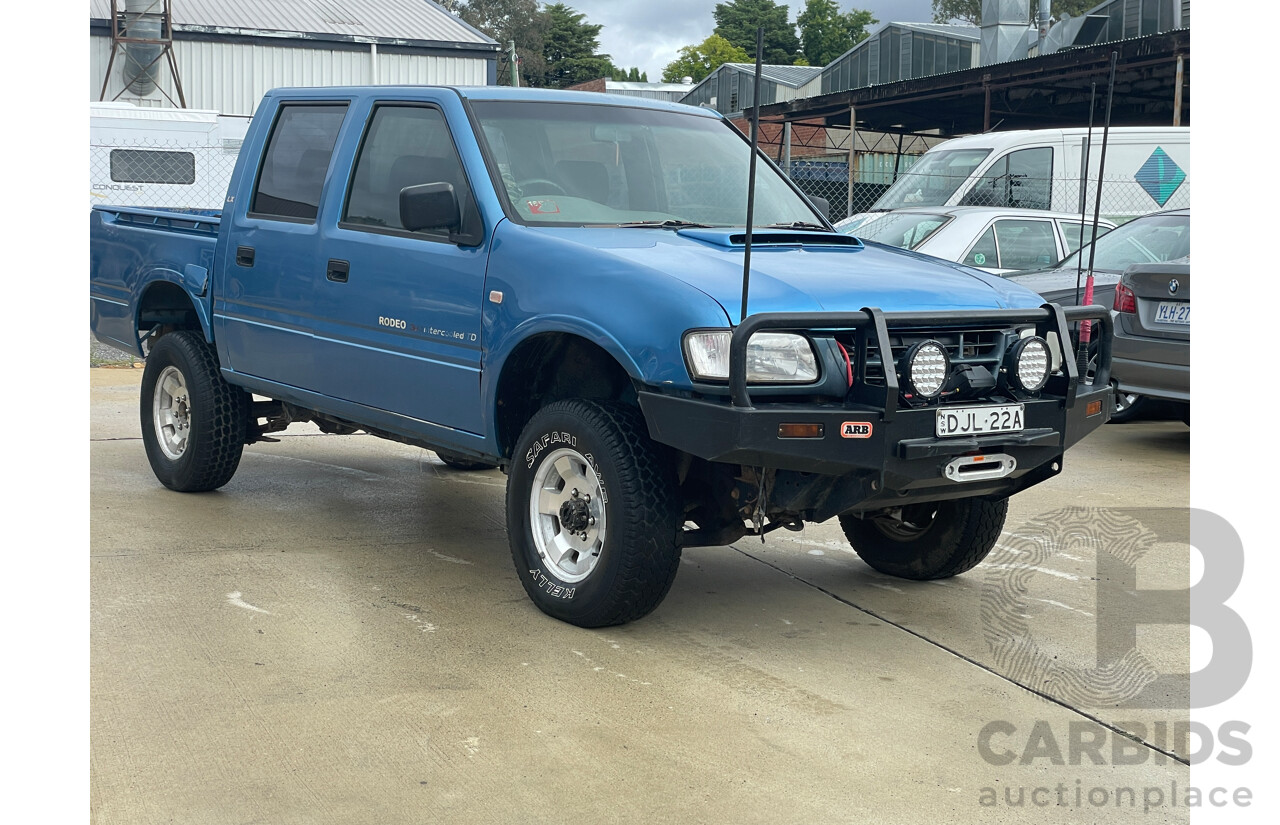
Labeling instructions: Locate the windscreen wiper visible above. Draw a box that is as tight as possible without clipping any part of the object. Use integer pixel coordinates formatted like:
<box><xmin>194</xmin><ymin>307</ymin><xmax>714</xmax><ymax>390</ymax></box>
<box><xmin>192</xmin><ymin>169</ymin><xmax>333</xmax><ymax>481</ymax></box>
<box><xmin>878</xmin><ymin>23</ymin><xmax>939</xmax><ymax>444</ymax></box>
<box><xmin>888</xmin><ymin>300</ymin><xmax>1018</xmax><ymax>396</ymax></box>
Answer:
<box><xmin>604</xmin><ymin>219</ymin><xmax>717</xmax><ymax>229</ymax></box>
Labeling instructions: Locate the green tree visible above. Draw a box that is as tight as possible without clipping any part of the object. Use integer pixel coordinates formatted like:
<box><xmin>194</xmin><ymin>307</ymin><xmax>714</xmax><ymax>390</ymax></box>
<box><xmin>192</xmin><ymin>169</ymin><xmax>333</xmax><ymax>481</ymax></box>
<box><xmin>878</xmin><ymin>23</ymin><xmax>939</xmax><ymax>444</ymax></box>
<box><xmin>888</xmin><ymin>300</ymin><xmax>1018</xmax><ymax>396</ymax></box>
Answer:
<box><xmin>541</xmin><ymin>3</ymin><xmax>617</xmax><ymax>87</ymax></box>
<box><xmin>713</xmin><ymin>0</ymin><xmax>802</xmax><ymax>65</ymax></box>
<box><xmin>459</xmin><ymin>0</ymin><xmax>549</xmax><ymax>87</ymax></box>
<box><xmin>662</xmin><ymin>34</ymin><xmax>751</xmax><ymax>83</ymax></box>
<box><xmin>610</xmin><ymin>66</ymin><xmax>648</xmax><ymax>82</ymax></box>
<box><xmin>931</xmin><ymin>0</ymin><xmax>1098</xmax><ymax>26</ymax></box>
<box><xmin>797</xmin><ymin>0</ymin><xmax>877</xmax><ymax>67</ymax></box>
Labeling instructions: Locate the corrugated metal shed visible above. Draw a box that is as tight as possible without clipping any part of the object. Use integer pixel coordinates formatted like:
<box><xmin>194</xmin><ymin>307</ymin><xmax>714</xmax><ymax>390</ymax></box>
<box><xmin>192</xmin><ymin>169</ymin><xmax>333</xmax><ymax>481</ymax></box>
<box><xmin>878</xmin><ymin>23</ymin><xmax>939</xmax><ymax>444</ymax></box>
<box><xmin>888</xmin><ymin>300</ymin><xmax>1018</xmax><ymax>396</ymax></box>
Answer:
<box><xmin>91</xmin><ymin>0</ymin><xmax>498</xmax><ymax>116</ymax></box>
<box><xmin>719</xmin><ymin>64</ymin><xmax>823</xmax><ymax>89</ymax></box>
<box><xmin>88</xmin><ymin>0</ymin><xmax>497</xmax><ymax>48</ymax></box>
<box><xmin>679</xmin><ymin>64</ymin><xmax>824</xmax><ymax>116</ymax></box>
<box><xmin>889</xmin><ymin>22</ymin><xmax>980</xmax><ymax>40</ymax></box>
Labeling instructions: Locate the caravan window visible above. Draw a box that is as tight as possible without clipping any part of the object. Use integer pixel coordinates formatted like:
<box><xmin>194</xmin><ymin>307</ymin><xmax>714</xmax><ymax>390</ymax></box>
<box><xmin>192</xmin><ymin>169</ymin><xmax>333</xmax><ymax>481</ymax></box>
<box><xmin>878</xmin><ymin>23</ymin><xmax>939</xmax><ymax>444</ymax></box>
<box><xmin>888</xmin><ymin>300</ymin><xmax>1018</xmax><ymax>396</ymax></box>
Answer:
<box><xmin>110</xmin><ymin>149</ymin><xmax>195</xmax><ymax>185</ymax></box>
<box><xmin>961</xmin><ymin>147</ymin><xmax>1053</xmax><ymax>210</ymax></box>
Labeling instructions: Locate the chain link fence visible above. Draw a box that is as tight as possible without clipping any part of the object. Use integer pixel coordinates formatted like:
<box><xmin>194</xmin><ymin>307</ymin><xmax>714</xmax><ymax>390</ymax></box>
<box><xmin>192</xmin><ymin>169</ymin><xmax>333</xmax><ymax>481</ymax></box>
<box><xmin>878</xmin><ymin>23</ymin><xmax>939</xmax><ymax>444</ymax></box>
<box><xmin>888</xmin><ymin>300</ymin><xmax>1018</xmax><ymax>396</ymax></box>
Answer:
<box><xmin>90</xmin><ymin>136</ymin><xmax>242</xmax><ymax>211</ymax></box>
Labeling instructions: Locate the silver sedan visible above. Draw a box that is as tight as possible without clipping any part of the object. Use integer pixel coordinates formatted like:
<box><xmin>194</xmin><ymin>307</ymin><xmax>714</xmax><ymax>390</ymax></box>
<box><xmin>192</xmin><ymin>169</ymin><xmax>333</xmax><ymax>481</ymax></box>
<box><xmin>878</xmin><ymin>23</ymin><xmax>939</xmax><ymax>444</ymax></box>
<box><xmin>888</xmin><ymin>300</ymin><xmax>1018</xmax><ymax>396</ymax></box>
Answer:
<box><xmin>837</xmin><ymin>206</ymin><xmax>1116</xmax><ymax>275</ymax></box>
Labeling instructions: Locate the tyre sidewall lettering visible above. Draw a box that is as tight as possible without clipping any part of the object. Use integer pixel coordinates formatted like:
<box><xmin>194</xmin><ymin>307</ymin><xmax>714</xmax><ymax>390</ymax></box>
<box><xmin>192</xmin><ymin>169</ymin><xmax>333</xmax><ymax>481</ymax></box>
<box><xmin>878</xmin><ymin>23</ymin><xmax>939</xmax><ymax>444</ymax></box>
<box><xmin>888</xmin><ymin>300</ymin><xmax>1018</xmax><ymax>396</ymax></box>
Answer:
<box><xmin>527</xmin><ymin>568</ymin><xmax>576</xmax><ymax>600</ymax></box>
<box><xmin>524</xmin><ymin>430</ymin><xmax>578</xmax><ymax>469</ymax></box>
<box><xmin>511</xmin><ymin>417</ymin><xmax>617</xmax><ymax>614</ymax></box>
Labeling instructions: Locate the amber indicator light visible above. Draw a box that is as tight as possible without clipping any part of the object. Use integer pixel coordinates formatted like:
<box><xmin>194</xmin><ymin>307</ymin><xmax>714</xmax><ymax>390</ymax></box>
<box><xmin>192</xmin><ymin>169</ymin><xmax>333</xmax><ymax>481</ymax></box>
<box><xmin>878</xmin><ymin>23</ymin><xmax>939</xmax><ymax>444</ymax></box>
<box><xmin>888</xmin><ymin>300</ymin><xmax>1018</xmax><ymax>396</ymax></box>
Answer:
<box><xmin>1086</xmin><ymin>400</ymin><xmax>1104</xmax><ymax>417</ymax></box>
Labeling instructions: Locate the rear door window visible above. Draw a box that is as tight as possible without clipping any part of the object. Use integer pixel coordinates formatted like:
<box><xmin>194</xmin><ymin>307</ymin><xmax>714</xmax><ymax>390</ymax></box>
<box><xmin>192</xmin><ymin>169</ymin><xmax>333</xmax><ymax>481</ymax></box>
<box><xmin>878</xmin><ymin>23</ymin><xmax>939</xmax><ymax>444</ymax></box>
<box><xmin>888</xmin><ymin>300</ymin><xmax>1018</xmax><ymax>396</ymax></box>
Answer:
<box><xmin>1059</xmin><ymin>219</ymin><xmax>1112</xmax><ymax>255</ymax></box>
<box><xmin>250</xmin><ymin>104</ymin><xmax>348</xmax><ymax>221</ymax></box>
<box><xmin>990</xmin><ymin>219</ymin><xmax>1058</xmax><ymax>270</ymax></box>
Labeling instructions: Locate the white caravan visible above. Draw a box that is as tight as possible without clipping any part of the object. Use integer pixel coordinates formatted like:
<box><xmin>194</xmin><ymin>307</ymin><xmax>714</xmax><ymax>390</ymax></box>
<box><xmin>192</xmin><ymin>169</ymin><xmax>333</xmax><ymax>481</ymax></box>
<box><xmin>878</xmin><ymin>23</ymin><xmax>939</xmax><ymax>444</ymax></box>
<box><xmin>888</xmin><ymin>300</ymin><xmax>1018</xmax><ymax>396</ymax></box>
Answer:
<box><xmin>90</xmin><ymin>102</ymin><xmax>252</xmax><ymax>211</ymax></box>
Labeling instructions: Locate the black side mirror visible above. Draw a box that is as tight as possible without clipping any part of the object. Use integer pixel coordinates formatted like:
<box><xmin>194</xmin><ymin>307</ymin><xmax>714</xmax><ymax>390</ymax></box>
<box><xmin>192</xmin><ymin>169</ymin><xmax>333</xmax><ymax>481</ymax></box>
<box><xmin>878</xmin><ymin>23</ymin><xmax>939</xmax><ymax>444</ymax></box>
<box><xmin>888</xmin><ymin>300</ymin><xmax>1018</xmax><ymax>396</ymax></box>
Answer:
<box><xmin>808</xmin><ymin>196</ymin><xmax>830</xmax><ymax>221</ymax></box>
<box><xmin>400</xmin><ymin>183</ymin><xmax>460</xmax><ymax>233</ymax></box>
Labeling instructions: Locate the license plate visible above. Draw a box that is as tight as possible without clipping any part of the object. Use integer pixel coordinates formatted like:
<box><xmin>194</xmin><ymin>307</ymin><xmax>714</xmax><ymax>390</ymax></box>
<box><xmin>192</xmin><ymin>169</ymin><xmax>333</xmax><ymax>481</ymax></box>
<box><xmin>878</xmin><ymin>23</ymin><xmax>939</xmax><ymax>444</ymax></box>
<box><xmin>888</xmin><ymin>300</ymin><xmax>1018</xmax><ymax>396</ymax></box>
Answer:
<box><xmin>1154</xmin><ymin>301</ymin><xmax>1190</xmax><ymax>325</ymax></box>
<box><xmin>936</xmin><ymin>404</ymin><xmax>1024</xmax><ymax>437</ymax></box>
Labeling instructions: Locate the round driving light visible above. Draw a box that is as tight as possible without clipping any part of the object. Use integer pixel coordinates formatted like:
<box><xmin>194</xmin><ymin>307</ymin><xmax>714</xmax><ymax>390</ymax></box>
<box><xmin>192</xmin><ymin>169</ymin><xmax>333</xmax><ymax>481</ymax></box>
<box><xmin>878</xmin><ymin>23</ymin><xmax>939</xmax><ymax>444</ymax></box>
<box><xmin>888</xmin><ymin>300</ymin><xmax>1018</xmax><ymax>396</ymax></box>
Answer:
<box><xmin>902</xmin><ymin>340</ymin><xmax>950</xmax><ymax>399</ymax></box>
<box><xmin>1010</xmin><ymin>336</ymin><xmax>1052</xmax><ymax>392</ymax></box>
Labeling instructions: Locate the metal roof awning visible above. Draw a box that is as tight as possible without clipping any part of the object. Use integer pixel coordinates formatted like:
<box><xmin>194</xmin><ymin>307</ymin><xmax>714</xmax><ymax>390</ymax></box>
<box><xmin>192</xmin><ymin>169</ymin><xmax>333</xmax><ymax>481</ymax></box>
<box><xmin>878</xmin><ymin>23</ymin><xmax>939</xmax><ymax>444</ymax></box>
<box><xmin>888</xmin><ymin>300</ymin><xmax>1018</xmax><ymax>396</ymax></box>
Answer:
<box><xmin>88</xmin><ymin>0</ymin><xmax>500</xmax><ymax>52</ymax></box>
<box><xmin>750</xmin><ymin>29</ymin><xmax>1189</xmax><ymax>137</ymax></box>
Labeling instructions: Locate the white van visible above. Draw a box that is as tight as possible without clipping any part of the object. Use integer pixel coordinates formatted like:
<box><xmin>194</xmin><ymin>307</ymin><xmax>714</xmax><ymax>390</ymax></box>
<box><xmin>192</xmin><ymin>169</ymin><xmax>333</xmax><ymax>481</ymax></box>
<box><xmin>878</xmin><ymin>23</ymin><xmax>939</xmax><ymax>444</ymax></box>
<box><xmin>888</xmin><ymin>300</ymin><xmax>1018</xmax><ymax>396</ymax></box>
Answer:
<box><xmin>844</xmin><ymin>127</ymin><xmax>1189</xmax><ymax>229</ymax></box>
<box><xmin>90</xmin><ymin>102</ymin><xmax>252</xmax><ymax>210</ymax></box>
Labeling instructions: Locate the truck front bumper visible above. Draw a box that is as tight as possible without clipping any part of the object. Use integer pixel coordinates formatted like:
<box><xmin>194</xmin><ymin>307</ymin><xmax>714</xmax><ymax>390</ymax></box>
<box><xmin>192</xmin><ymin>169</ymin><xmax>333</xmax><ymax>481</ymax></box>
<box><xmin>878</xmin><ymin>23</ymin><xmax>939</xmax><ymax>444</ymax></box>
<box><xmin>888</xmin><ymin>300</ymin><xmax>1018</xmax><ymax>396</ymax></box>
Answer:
<box><xmin>638</xmin><ymin>304</ymin><xmax>1113</xmax><ymax>522</ymax></box>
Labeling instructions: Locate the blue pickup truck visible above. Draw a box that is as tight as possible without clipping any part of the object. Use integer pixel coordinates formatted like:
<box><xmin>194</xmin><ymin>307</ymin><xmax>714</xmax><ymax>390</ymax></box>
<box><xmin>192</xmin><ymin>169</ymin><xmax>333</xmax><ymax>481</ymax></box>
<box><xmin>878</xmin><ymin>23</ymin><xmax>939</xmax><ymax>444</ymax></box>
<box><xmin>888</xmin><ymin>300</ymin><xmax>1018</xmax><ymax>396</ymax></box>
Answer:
<box><xmin>90</xmin><ymin>86</ymin><xmax>1113</xmax><ymax>627</ymax></box>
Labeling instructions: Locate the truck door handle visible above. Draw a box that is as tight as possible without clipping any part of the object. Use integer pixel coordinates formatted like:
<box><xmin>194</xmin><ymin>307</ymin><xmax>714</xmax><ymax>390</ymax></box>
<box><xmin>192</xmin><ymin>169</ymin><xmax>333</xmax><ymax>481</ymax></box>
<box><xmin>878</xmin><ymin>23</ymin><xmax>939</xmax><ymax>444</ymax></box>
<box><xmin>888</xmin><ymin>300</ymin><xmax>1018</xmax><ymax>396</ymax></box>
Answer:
<box><xmin>236</xmin><ymin>246</ymin><xmax>255</xmax><ymax>267</ymax></box>
<box><xmin>326</xmin><ymin>259</ymin><xmax>350</xmax><ymax>283</ymax></box>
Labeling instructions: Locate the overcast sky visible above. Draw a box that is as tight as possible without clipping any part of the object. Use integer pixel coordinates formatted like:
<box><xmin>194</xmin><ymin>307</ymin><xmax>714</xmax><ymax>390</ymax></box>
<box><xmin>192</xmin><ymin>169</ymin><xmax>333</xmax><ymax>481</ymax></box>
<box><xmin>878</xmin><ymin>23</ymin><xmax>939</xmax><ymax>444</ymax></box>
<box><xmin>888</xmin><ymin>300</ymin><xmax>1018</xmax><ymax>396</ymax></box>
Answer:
<box><xmin>563</xmin><ymin>1</ymin><xmax>936</xmax><ymax>79</ymax></box>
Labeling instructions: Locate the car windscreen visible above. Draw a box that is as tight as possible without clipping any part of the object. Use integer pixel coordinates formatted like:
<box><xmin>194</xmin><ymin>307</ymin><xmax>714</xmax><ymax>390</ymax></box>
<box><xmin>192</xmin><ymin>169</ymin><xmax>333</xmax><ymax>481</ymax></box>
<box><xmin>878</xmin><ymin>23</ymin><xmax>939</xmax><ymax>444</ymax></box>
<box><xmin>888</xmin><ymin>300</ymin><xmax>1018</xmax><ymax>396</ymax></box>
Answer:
<box><xmin>1055</xmin><ymin>213</ymin><xmax>1190</xmax><ymax>272</ymax></box>
<box><xmin>469</xmin><ymin>101</ymin><xmax>823</xmax><ymax>227</ymax></box>
<box><xmin>871</xmin><ymin>148</ymin><xmax>993</xmax><ymax>211</ymax></box>
<box><xmin>855</xmin><ymin>212</ymin><xmax>952</xmax><ymax>250</ymax></box>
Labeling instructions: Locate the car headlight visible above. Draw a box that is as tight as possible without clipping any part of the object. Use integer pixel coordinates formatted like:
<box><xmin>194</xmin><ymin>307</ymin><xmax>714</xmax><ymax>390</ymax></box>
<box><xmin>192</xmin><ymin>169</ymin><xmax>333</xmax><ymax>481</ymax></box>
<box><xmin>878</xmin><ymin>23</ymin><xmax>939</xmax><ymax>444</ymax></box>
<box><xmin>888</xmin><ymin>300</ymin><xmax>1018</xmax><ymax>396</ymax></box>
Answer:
<box><xmin>1008</xmin><ymin>336</ymin><xmax>1051</xmax><ymax>392</ymax></box>
<box><xmin>900</xmin><ymin>340</ymin><xmax>949</xmax><ymax>398</ymax></box>
<box><xmin>683</xmin><ymin>331</ymin><xmax>819</xmax><ymax>383</ymax></box>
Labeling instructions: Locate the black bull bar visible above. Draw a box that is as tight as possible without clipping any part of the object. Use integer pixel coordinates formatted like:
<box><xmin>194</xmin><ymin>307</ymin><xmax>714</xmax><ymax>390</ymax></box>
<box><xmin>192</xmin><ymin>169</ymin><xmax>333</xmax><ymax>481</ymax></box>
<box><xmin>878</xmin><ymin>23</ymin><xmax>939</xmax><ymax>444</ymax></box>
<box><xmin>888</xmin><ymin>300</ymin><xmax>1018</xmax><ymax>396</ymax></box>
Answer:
<box><xmin>728</xmin><ymin>303</ymin><xmax>1112</xmax><ymax>411</ymax></box>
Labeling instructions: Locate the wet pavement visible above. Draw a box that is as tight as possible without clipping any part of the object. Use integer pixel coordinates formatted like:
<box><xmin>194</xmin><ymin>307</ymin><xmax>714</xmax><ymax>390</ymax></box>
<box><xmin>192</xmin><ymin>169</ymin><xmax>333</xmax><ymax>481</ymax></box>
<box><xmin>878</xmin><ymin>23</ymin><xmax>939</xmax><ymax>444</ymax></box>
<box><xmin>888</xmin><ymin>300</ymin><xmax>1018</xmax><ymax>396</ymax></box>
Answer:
<box><xmin>91</xmin><ymin>368</ymin><xmax>1192</xmax><ymax>824</ymax></box>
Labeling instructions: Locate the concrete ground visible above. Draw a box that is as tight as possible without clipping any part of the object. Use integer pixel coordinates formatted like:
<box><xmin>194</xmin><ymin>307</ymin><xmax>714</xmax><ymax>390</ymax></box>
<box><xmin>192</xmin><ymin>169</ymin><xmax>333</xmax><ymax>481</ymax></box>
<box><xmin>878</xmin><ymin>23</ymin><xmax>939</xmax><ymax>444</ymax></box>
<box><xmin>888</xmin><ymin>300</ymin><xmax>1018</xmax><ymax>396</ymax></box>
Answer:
<box><xmin>91</xmin><ymin>368</ymin><xmax>1191</xmax><ymax>824</ymax></box>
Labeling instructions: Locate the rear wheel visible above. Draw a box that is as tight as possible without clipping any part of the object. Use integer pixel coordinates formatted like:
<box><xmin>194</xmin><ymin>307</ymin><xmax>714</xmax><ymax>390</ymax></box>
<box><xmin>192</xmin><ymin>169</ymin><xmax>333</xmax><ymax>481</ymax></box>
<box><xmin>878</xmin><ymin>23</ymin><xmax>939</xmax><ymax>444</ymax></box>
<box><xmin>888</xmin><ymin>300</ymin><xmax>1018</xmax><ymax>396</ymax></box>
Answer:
<box><xmin>140</xmin><ymin>331</ymin><xmax>250</xmax><ymax>492</ymax></box>
<box><xmin>507</xmin><ymin>400</ymin><xmax>681</xmax><ymax>627</ymax></box>
<box><xmin>838</xmin><ymin>497</ymin><xmax>1008</xmax><ymax>580</ymax></box>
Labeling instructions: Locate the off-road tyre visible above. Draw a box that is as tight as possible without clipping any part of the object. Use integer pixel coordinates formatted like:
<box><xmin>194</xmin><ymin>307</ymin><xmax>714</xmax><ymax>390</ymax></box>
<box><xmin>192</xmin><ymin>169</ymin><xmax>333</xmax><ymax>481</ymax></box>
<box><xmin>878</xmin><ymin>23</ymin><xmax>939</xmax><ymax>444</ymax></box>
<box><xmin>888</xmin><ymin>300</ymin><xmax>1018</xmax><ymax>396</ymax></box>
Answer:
<box><xmin>434</xmin><ymin>449</ymin><xmax>498</xmax><ymax>471</ymax></box>
<box><xmin>507</xmin><ymin>399</ymin><xmax>681</xmax><ymax>627</ymax></box>
<box><xmin>140</xmin><ymin>331</ymin><xmax>250</xmax><ymax>492</ymax></box>
<box><xmin>838</xmin><ymin>497</ymin><xmax>1008</xmax><ymax>580</ymax></box>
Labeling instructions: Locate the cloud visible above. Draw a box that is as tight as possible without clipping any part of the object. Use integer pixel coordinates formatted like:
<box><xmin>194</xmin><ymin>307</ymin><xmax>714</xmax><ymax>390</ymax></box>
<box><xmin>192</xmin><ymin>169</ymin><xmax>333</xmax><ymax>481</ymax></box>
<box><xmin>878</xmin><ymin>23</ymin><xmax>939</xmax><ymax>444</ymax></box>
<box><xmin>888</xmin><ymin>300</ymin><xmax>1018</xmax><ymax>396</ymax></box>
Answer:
<box><xmin>566</xmin><ymin>1</ymin><xmax>936</xmax><ymax>78</ymax></box>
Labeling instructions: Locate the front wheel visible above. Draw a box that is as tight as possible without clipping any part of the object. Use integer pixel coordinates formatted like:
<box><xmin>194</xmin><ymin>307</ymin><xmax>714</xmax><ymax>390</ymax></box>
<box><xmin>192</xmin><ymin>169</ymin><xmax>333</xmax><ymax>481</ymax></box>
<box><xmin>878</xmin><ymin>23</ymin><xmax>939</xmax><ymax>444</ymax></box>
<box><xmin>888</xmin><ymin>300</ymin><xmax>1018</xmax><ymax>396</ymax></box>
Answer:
<box><xmin>507</xmin><ymin>400</ymin><xmax>681</xmax><ymax>627</ymax></box>
<box><xmin>140</xmin><ymin>331</ymin><xmax>250</xmax><ymax>492</ymax></box>
<box><xmin>838</xmin><ymin>497</ymin><xmax>1008</xmax><ymax>580</ymax></box>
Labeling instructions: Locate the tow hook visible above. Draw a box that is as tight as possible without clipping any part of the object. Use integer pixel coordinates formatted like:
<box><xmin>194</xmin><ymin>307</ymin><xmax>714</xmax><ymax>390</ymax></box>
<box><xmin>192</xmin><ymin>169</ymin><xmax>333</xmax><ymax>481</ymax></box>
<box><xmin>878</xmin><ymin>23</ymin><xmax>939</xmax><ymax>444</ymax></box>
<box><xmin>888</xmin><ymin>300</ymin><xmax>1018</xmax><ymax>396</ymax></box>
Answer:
<box><xmin>943</xmin><ymin>453</ymin><xmax>1017</xmax><ymax>483</ymax></box>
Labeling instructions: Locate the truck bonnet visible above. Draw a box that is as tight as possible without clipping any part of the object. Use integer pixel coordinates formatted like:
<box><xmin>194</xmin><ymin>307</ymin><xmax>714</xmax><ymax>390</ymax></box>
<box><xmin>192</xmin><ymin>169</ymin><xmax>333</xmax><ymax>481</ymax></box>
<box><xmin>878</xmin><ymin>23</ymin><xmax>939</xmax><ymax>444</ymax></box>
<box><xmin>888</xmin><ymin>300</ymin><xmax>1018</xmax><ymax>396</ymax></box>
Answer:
<box><xmin>535</xmin><ymin>225</ymin><xmax>1040</xmax><ymax>316</ymax></box>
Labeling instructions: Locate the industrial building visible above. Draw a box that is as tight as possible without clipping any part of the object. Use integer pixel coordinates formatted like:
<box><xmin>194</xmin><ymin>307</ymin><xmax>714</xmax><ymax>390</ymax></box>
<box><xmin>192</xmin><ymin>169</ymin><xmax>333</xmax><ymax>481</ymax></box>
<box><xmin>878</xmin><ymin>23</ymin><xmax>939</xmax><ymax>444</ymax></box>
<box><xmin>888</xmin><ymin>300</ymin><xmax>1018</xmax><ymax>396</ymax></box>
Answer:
<box><xmin>820</xmin><ymin>22</ymin><xmax>980</xmax><ymax>96</ymax></box>
<box><xmin>90</xmin><ymin>0</ymin><xmax>499</xmax><ymax>117</ymax></box>
<box><xmin>563</xmin><ymin>78</ymin><xmax>695</xmax><ymax>103</ymax></box>
<box><xmin>680</xmin><ymin>64</ymin><xmax>822</xmax><ymax>117</ymax></box>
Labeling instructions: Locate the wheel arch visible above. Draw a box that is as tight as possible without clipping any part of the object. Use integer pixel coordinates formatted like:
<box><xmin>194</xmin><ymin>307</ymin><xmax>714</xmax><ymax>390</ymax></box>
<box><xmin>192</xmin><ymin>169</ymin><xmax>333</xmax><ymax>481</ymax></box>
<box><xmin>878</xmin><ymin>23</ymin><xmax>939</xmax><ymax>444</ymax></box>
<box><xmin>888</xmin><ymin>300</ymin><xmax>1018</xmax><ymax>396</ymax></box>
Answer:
<box><xmin>491</xmin><ymin>329</ymin><xmax>639</xmax><ymax>461</ymax></box>
<box><xmin>134</xmin><ymin>270</ymin><xmax>212</xmax><ymax>348</ymax></box>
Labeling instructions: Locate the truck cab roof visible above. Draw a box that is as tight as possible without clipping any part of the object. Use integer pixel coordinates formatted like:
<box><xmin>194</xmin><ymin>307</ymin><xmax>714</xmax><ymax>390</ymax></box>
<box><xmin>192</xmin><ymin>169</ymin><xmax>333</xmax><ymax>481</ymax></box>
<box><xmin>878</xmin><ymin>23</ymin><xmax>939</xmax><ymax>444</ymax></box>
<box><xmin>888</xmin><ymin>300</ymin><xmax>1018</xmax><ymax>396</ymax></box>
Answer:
<box><xmin>262</xmin><ymin>85</ymin><xmax>720</xmax><ymax>118</ymax></box>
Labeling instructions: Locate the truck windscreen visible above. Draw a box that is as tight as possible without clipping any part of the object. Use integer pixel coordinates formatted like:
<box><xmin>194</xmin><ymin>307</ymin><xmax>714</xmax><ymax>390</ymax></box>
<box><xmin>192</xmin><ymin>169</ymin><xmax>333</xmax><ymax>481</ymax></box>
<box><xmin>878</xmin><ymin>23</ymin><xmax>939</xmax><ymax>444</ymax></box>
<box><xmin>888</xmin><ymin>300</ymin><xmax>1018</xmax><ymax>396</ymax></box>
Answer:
<box><xmin>871</xmin><ymin>148</ymin><xmax>993</xmax><ymax>211</ymax></box>
<box><xmin>469</xmin><ymin>101</ymin><xmax>823</xmax><ymax>228</ymax></box>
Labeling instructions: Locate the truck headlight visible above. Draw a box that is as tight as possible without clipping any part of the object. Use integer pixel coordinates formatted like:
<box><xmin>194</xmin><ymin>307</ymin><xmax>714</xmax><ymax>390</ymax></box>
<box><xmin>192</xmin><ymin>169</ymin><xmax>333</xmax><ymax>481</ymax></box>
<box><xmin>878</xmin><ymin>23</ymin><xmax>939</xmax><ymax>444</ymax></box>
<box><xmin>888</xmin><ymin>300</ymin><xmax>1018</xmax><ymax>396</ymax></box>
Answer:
<box><xmin>683</xmin><ymin>331</ymin><xmax>819</xmax><ymax>383</ymax></box>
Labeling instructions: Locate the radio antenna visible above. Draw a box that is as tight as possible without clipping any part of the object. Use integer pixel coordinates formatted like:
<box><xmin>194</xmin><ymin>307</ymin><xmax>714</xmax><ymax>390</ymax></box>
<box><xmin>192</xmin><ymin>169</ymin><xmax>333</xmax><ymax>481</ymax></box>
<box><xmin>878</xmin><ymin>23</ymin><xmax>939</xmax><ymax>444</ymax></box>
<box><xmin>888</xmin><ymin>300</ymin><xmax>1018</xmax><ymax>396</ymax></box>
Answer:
<box><xmin>740</xmin><ymin>26</ymin><xmax>764</xmax><ymax>324</ymax></box>
<box><xmin>1078</xmin><ymin>51</ymin><xmax>1118</xmax><ymax>363</ymax></box>
<box><xmin>1073</xmin><ymin>81</ymin><xmax>1096</xmax><ymax>373</ymax></box>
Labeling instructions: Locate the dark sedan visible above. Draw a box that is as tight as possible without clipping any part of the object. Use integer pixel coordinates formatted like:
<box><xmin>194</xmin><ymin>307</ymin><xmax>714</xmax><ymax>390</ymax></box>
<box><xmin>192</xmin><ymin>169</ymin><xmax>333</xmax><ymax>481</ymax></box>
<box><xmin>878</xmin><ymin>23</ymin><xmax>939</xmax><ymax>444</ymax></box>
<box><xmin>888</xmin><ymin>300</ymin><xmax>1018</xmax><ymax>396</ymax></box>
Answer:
<box><xmin>1006</xmin><ymin>209</ymin><xmax>1190</xmax><ymax>421</ymax></box>
<box><xmin>1110</xmin><ymin>261</ymin><xmax>1190</xmax><ymax>422</ymax></box>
